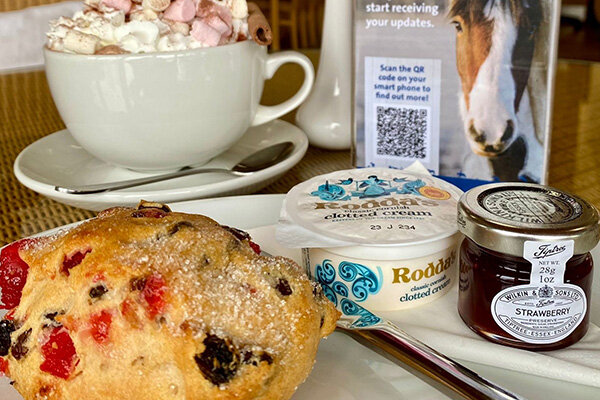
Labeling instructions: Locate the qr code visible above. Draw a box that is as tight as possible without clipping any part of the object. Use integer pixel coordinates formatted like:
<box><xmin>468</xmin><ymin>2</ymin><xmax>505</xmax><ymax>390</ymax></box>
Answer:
<box><xmin>376</xmin><ymin>106</ymin><xmax>428</xmax><ymax>159</ymax></box>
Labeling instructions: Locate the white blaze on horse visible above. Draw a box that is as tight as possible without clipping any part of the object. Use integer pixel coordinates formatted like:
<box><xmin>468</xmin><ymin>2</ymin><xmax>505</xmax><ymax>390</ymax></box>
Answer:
<box><xmin>450</xmin><ymin>0</ymin><xmax>549</xmax><ymax>182</ymax></box>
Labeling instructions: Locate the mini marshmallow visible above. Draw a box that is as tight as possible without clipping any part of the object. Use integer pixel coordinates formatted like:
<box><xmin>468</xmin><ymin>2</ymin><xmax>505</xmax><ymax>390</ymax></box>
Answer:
<box><xmin>63</xmin><ymin>29</ymin><xmax>101</xmax><ymax>54</ymax></box>
<box><xmin>69</xmin><ymin>10</ymin><xmax>120</xmax><ymax>42</ymax></box>
<box><xmin>164</xmin><ymin>0</ymin><xmax>196</xmax><ymax>23</ymax></box>
<box><xmin>48</xmin><ymin>39</ymin><xmax>65</xmax><ymax>51</ymax></box>
<box><xmin>165</xmin><ymin>19</ymin><xmax>190</xmax><ymax>35</ymax></box>
<box><xmin>95</xmin><ymin>44</ymin><xmax>130</xmax><ymax>54</ymax></box>
<box><xmin>157</xmin><ymin>35</ymin><xmax>173</xmax><ymax>52</ymax></box>
<box><xmin>154</xmin><ymin>19</ymin><xmax>171</xmax><ymax>34</ymax></box>
<box><xmin>54</xmin><ymin>16</ymin><xmax>76</xmax><ymax>28</ymax></box>
<box><xmin>119</xmin><ymin>34</ymin><xmax>142</xmax><ymax>52</ymax></box>
<box><xmin>206</xmin><ymin>14</ymin><xmax>232</xmax><ymax>37</ymax></box>
<box><xmin>142</xmin><ymin>0</ymin><xmax>171</xmax><ymax>12</ymax></box>
<box><xmin>129</xmin><ymin>10</ymin><xmax>151</xmax><ymax>21</ymax></box>
<box><xmin>110</xmin><ymin>11</ymin><xmax>126</xmax><ymax>26</ymax></box>
<box><xmin>84</xmin><ymin>0</ymin><xmax>102</xmax><ymax>9</ymax></box>
<box><xmin>46</xmin><ymin>24</ymin><xmax>71</xmax><ymax>51</ymax></box>
<box><xmin>191</xmin><ymin>19</ymin><xmax>220</xmax><ymax>47</ymax></box>
<box><xmin>195</xmin><ymin>0</ymin><xmax>210</xmax><ymax>17</ymax></box>
<box><xmin>101</xmin><ymin>0</ymin><xmax>133</xmax><ymax>13</ymax></box>
<box><xmin>115</xmin><ymin>20</ymin><xmax>159</xmax><ymax>44</ymax></box>
<box><xmin>195</xmin><ymin>0</ymin><xmax>230</xmax><ymax>20</ymax></box>
<box><xmin>157</xmin><ymin>32</ymin><xmax>189</xmax><ymax>51</ymax></box>
<box><xmin>196</xmin><ymin>1</ymin><xmax>233</xmax><ymax>28</ymax></box>
<box><xmin>48</xmin><ymin>23</ymin><xmax>72</xmax><ymax>39</ymax></box>
<box><xmin>143</xmin><ymin>8</ymin><xmax>159</xmax><ymax>19</ymax></box>
<box><xmin>128</xmin><ymin>9</ymin><xmax>160</xmax><ymax>21</ymax></box>
<box><xmin>213</xmin><ymin>2</ymin><xmax>233</xmax><ymax>26</ymax></box>
<box><xmin>119</xmin><ymin>34</ymin><xmax>159</xmax><ymax>52</ymax></box>
<box><xmin>48</xmin><ymin>0</ymin><xmax>250</xmax><ymax>53</ymax></box>
<box><xmin>231</xmin><ymin>0</ymin><xmax>247</xmax><ymax>19</ymax></box>
<box><xmin>231</xmin><ymin>18</ymin><xmax>247</xmax><ymax>41</ymax></box>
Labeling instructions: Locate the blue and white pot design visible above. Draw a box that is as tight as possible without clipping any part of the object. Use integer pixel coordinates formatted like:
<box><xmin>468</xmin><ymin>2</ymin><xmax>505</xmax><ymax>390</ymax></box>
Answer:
<box><xmin>304</xmin><ymin>234</ymin><xmax>459</xmax><ymax>312</ymax></box>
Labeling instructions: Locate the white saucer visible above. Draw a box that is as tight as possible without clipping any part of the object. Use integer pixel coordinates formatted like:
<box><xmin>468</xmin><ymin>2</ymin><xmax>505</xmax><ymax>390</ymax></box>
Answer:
<box><xmin>14</xmin><ymin>120</ymin><xmax>308</xmax><ymax>211</ymax></box>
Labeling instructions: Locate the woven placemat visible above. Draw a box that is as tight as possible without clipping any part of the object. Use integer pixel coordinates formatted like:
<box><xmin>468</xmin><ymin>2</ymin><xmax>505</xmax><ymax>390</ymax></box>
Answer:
<box><xmin>0</xmin><ymin>70</ymin><xmax>95</xmax><ymax>244</ymax></box>
<box><xmin>548</xmin><ymin>62</ymin><xmax>600</xmax><ymax>205</ymax></box>
<box><xmin>0</xmin><ymin>0</ymin><xmax>66</xmax><ymax>12</ymax></box>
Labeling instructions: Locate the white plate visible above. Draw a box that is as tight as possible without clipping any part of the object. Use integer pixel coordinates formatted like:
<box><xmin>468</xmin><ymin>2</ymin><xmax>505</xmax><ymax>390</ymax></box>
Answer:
<box><xmin>2</xmin><ymin>195</ymin><xmax>600</xmax><ymax>400</ymax></box>
<box><xmin>14</xmin><ymin>120</ymin><xmax>308</xmax><ymax>211</ymax></box>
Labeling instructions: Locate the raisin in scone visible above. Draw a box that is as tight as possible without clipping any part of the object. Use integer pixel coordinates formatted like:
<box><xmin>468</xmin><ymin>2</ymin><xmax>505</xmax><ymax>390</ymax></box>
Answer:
<box><xmin>0</xmin><ymin>201</ymin><xmax>339</xmax><ymax>400</ymax></box>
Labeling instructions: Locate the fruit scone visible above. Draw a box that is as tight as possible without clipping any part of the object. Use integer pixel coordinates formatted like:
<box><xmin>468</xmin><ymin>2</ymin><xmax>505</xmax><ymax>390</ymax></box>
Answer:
<box><xmin>0</xmin><ymin>201</ymin><xmax>339</xmax><ymax>400</ymax></box>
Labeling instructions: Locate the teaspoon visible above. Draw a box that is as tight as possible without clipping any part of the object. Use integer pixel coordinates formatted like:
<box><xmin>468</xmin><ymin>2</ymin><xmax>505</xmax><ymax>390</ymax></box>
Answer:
<box><xmin>55</xmin><ymin>141</ymin><xmax>294</xmax><ymax>195</ymax></box>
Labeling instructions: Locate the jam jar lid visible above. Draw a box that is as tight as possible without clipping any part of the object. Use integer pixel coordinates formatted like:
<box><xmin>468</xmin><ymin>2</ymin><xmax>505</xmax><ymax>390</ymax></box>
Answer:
<box><xmin>457</xmin><ymin>183</ymin><xmax>600</xmax><ymax>257</ymax></box>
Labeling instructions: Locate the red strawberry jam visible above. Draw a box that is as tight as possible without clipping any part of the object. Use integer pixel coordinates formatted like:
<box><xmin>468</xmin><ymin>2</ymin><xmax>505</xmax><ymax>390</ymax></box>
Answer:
<box><xmin>61</xmin><ymin>248</ymin><xmax>92</xmax><ymax>276</ymax></box>
<box><xmin>89</xmin><ymin>310</ymin><xmax>112</xmax><ymax>344</ymax></box>
<box><xmin>142</xmin><ymin>273</ymin><xmax>167</xmax><ymax>319</ymax></box>
<box><xmin>0</xmin><ymin>239</ymin><xmax>35</xmax><ymax>309</ymax></box>
<box><xmin>40</xmin><ymin>327</ymin><xmax>78</xmax><ymax>380</ymax></box>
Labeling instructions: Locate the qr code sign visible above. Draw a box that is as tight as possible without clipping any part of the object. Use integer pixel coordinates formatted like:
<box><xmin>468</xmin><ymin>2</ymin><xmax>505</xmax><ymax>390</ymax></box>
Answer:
<box><xmin>376</xmin><ymin>106</ymin><xmax>429</xmax><ymax>159</ymax></box>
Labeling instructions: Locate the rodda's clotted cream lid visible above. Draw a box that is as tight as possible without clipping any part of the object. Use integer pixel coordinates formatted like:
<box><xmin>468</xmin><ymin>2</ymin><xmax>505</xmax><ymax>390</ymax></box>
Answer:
<box><xmin>277</xmin><ymin>163</ymin><xmax>463</xmax><ymax>252</ymax></box>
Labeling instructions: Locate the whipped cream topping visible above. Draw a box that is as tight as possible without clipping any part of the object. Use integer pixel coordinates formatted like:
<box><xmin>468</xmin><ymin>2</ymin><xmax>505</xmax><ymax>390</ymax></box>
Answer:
<box><xmin>47</xmin><ymin>0</ymin><xmax>250</xmax><ymax>55</ymax></box>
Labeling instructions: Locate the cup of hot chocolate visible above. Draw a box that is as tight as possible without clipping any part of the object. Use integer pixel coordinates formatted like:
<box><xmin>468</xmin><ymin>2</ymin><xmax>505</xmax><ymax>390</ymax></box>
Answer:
<box><xmin>44</xmin><ymin>0</ymin><xmax>314</xmax><ymax>171</ymax></box>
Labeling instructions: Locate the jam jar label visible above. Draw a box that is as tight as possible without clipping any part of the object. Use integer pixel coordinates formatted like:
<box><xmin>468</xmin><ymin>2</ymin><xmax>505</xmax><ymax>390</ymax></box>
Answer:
<box><xmin>491</xmin><ymin>240</ymin><xmax>587</xmax><ymax>344</ymax></box>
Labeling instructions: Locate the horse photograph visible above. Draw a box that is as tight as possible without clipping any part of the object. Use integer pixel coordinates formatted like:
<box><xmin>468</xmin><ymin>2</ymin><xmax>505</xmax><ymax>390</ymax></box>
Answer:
<box><xmin>353</xmin><ymin>0</ymin><xmax>558</xmax><ymax>189</ymax></box>
<box><xmin>449</xmin><ymin>0</ymin><xmax>552</xmax><ymax>183</ymax></box>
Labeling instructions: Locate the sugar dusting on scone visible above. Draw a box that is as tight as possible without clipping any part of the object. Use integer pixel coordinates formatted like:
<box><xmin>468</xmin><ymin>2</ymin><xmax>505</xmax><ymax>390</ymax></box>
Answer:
<box><xmin>0</xmin><ymin>201</ymin><xmax>339</xmax><ymax>400</ymax></box>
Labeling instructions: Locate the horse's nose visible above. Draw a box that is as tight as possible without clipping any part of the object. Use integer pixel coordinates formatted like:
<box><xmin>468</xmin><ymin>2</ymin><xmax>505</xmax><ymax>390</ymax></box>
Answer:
<box><xmin>468</xmin><ymin>123</ymin><xmax>486</xmax><ymax>143</ymax></box>
<box><xmin>500</xmin><ymin>120</ymin><xmax>515</xmax><ymax>143</ymax></box>
<box><xmin>484</xmin><ymin>143</ymin><xmax>508</xmax><ymax>153</ymax></box>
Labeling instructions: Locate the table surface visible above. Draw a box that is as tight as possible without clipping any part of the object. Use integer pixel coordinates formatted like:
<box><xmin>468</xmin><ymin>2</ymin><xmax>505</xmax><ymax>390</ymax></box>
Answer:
<box><xmin>1</xmin><ymin>51</ymin><xmax>600</xmax><ymax>245</ymax></box>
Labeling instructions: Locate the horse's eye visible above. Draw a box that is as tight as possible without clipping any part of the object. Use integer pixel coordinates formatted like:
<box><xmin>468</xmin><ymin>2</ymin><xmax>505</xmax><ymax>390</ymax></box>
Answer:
<box><xmin>452</xmin><ymin>20</ymin><xmax>463</xmax><ymax>33</ymax></box>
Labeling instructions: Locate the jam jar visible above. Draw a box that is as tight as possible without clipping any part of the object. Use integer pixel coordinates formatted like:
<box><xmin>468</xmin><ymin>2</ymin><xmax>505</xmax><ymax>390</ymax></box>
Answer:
<box><xmin>457</xmin><ymin>183</ymin><xmax>600</xmax><ymax>350</ymax></box>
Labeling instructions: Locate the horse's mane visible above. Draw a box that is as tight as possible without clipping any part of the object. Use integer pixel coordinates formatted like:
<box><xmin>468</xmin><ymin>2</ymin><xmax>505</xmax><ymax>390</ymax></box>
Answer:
<box><xmin>449</xmin><ymin>0</ymin><xmax>542</xmax><ymax>29</ymax></box>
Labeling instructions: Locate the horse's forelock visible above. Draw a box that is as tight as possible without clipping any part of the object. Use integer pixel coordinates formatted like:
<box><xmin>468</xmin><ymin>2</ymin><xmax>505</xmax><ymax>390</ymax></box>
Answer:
<box><xmin>449</xmin><ymin>0</ymin><xmax>489</xmax><ymax>23</ymax></box>
<box><xmin>512</xmin><ymin>0</ymin><xmax>543</xmax><ymax>32</ymax></box>
<box><xmin>450</xmin><ymin>0</ymin><xmax>542</xmax><ymax>29</ymax></box>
